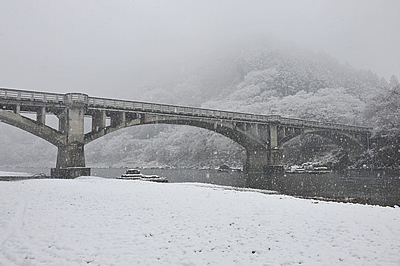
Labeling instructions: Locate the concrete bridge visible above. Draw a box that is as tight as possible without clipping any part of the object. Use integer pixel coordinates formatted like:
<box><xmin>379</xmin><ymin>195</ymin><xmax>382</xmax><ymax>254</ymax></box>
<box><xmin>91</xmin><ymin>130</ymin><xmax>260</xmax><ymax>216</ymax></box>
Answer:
<box><xmin>0</xmin><ymin>88</ymin><xmax>371</xmax><ymax>178</ymax></box>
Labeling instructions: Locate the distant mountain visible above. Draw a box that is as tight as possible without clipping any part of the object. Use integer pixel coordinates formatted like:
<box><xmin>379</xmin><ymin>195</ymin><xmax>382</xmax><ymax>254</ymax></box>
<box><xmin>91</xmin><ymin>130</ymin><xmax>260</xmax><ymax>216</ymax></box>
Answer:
<box><xmin>0</xmin><ymin>38</ymin><xmax>397</xmax><ymax>169</ymax></box>
<box><xmin>121</xmin><ymin>40</ymin><xmax>389</xmax><ymax>169</ymax></box>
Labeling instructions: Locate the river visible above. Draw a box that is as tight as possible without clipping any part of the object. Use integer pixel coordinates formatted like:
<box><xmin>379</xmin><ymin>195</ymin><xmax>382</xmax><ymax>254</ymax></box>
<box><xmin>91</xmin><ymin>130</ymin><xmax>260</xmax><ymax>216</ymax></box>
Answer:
<box><xmin>1</xmin><ymin>166</ymin><xmax>399</xmax><ymax>206</ymax></box>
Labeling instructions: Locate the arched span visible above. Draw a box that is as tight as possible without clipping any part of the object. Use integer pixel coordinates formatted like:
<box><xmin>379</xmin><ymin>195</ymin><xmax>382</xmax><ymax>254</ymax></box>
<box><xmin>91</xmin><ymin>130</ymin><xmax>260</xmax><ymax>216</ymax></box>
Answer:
<box><xmin>0</xmin><ymin>110</ymin><xmax>65</xmax><ymax>147</ymax></box>
<box><xmin>84</xmin><ymin>113</ymin><xmax>267</xmax><ymax>151</ymax></box>
<box><xmin>279</xmin><ymin>129</ymin><xmax>366</xmax><ymax>151</ymax></box>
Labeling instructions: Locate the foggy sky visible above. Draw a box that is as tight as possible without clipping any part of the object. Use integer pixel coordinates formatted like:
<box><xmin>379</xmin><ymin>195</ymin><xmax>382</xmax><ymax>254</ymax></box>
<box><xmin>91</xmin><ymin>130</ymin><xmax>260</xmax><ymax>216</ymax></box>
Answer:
<box><xmin>1</xmin><ymin>0</ymin><xmax>399</xmax><ymax>98</ymax></box>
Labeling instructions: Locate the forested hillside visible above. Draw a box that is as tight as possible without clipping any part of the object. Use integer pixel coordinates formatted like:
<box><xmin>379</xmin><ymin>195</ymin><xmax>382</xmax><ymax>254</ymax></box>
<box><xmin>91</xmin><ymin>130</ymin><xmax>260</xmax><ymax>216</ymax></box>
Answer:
<box><xmin>1</xmin><ymin>39</ymin><xmax>397</xmax><ymax>169</ymax></box>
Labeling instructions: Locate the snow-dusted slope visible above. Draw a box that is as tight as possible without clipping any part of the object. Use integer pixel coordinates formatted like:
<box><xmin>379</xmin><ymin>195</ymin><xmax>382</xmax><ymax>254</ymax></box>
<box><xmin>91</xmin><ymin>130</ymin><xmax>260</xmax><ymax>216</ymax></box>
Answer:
<box><xmin>1</xmin><ymin>177</ymin><xmax>399</xmax><ymax>265</ymax></box>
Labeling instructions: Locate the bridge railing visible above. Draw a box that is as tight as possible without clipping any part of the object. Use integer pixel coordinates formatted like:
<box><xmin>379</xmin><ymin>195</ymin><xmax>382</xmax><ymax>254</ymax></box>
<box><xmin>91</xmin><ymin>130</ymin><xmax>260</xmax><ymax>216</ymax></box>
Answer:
<box><xmin>0</xmin><ymin>88</ymin><xmax>64</xmax><ymax>103</ymax></box>
<box><xmin>64</xmin><ymin>93</ymin><xmax>89</xmax><ymax>105</ymax></box>
<box><xmin>87</xmin><ymin>96</ymin><xmax>281</xmax><ymax>122</ymax></box>
<box><xmin>279</xmin><ymin>117</ymin><xmax>359</xmax><ymax>131</ymax></box>
<box><xmin>87</xmin><ymin>96</ymin><xmax>370</xmax><ymax>132</ymax></box>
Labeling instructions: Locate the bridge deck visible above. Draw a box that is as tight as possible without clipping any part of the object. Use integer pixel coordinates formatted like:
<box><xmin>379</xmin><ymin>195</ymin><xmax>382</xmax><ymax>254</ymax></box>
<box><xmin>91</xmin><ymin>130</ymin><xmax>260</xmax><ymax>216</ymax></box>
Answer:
<box><xmin>0</xmin><ymin>88</ymin><xmax>371</xmax><ymax>133</ymax></box>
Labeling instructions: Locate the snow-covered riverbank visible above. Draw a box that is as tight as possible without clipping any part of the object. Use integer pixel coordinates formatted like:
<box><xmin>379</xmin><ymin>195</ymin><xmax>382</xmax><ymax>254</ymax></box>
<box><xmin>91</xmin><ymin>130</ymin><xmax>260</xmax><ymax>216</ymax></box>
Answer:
<box><xmin>1</xmin><ymin>176</ymin><xmax>399</xmax><ymax>265</ymax></box>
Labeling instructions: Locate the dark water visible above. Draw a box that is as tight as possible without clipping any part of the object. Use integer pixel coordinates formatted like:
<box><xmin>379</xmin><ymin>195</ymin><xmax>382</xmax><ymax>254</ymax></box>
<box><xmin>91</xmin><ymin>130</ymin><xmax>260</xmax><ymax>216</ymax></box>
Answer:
<box><xmin>91</xmin><ymin>168</ymin><xmax>247</xmax><ymax>187</ymax></box>
<box><xmin>248</xmin><ymin>169</ymin><xmax>400</xmax><ymax>207</ymax></box>
<box><xmin>1</xmin><ymin>166</ymin><xmax>399</xmax><ymax>206</ymax></box>
<box><xmin>0</xmin><ymin>167</ymin><xmax>246</xmax><ymax>187</ymax></box>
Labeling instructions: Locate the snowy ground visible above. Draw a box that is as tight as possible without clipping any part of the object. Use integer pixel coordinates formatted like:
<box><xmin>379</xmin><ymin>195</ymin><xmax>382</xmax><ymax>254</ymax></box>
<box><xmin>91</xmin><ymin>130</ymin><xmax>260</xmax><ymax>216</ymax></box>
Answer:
<box><xmin>0</xmin><ymin>176</ymin><xmax>399</xmax><ymax>265</ymax></box>
<box><xmin>0</xmin><ymin>171</ymin><xmax>33</xmax><ymax>177</ymax></box>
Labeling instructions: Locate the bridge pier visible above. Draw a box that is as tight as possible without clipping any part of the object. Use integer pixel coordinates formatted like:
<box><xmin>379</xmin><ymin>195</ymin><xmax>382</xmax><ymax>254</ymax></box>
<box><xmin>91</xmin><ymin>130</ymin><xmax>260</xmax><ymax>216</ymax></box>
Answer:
<box><xmin>245</xmin><ymin>149</ymin><xmax>284</xmax><ymax>189</ymax></box>
<box><xmin>52</xmin><ymin>93</ymin><xmax>90</xmax><ymax>179</ymax></box>
<box><xmin>244</xmin><ymin>122</ymin><xmax>284</xmax><ymax>188</ymax></box>
<box><xmin>245</xmin><ymin>150</ymin><xmax>269</xmax><ymax>174</ymax></box>
<box><xmin>51</xmin><ymin>167</ymin><xmax>90</xmax><ymax>179</ymax></box>
<box><xmin>244</xmin><ymin>121</ymin><xmax>284</xmax><ymax>176</ymax></box>
<box><xmin>56</xmin><ymin>143</ymin><xmax>86</xmax><ymax>168</ymax></box>
<box><xmin>245</xmin><ymin>148</ymin><xmax>283</xmax><ymax>170</ymax></box>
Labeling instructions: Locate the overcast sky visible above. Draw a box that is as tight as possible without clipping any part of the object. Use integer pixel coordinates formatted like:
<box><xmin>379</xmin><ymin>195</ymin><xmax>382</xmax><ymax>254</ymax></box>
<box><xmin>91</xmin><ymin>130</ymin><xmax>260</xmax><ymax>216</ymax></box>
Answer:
<box><xmin>1</xmin><ymin>0</ymin><xmax>399</xmax><ymax>98</ymax></box>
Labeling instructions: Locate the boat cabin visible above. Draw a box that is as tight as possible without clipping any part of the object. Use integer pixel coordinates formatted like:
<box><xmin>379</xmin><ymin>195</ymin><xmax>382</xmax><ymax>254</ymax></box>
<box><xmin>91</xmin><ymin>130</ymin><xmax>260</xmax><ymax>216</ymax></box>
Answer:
<box><xmin>125</xmin><ymin>169</ymin><xmax>141</xmax><ymax>175</ymax></box>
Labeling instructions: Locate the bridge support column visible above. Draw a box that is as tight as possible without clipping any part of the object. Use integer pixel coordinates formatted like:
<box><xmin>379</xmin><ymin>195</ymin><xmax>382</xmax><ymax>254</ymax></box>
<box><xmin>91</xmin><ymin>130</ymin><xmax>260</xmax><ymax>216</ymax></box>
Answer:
<box><xmin>244</xmin><ymin>122</ymin><xmax>284</xmax><ymax>188</ymax></box>
<box><xmin>245</xmin><ymin>149</ymin><xmax>269</xmax><ymax>174</ymax></box>
<box><xmin>37</xmin><ymin>107</ymin><xmax>46</xmax><ymax>125</ymax></box>
<box><xmin>111</xmin><ymin>112</ymin><xmax>126</xmax><ymax>128</ymax></box>
<box><xmin>14</xmin><ymin>104</ymin><xmax>20</xmax><ymax>115</ymax></box>
<box><xmin>244</xmin><ymin>149</ymin><xmax>284</xmax><ymax>189</ymax></box>
<box><xmin>53</xmin><ymin>94</ymin><xmax>90</xmax><ymax>178</ymax></box>
<box><xmin>53</xmin><ymin>142</ymin><xmax>90</xmax><ymax>178</ymax></box>
<box><xmin>269</xmin><ymin>148</ymin><xmax>282</xmax><ymax>165</ymax></box>
<box><xmin>56</xmin><ymin>143</ymin><xmax>86</xmax><ymax>168</ymax></box>
<box><xmin>245</xmin><ymin>149</ymin><xmax>283</xmax><ymax>174</ymax></box>
<box><xmin>269</xmin><ymin>123</ymin><xmax>278</xmax><ymax>149</ymax></box>
<box><xmin>92</xmin><ymin>110</ymin><xmax>106</xmax><ymax>132</ymax></box>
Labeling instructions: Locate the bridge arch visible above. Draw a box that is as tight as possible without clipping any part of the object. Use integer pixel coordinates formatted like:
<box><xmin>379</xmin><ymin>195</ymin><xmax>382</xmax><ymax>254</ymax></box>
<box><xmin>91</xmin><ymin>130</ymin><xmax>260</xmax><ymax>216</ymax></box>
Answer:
<box><xmin>85</xmin><ymin>123</ymin><xmax>246</xmax><ymax>168</ymax></box>
<box><xmin>0</xmin><ymin>110</ymin><xmax>65</xmax><ymax>147</ymax></box>
<box><xmin>83</xmin><ymin>112</ymin><xmax>371</xmax><ymax>173</ymax></box>
<box><xmin>84</xmin><ymin>113</ymin><xmax>268</xmax><ymax>151</ymax></box>
<box><xmin>279</xmin><ymin>129</ymin><xmax>367</xmax><ymax>151</ymax></box>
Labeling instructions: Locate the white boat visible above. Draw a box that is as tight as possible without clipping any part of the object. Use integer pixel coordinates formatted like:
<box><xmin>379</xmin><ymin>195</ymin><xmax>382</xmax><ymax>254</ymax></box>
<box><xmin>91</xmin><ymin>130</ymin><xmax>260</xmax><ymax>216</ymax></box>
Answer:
<box><xmin>117</xmin><ymin>169</ymin><xmax>142</xmax><ymax>179</ymax></box>
<box><xmin>308</xmin><ymin>167</ymin><xmax>332</xmax><ymax>174</ymax></box>
<box><xmin>286</xmin><ymin>165</ymin><xmax>332</xmax><ymax>174</ymax></box>
<box><xmin>139</xmin><ymin>175</ymin><xmax>169</xmax><ymax>183</ymax></box>
<box><xmin>117</xmin><ymin>169</ymin><xmax>168</xmax><ymax>182</ymax></box>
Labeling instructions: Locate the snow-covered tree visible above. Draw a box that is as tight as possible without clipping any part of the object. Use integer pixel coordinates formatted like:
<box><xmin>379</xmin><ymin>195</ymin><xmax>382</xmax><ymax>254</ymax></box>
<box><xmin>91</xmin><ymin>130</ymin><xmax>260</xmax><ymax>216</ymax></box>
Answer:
<box><xmin>365</xmin><ymin>77</ymin><xmax>400</xmax><ymax>136</ymax></box>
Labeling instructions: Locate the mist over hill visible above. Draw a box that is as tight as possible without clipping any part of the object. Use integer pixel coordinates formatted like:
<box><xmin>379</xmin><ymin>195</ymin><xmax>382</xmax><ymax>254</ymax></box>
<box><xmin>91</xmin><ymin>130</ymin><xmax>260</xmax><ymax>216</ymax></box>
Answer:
<box><xmin>0</xmin><ymin>39</ymin><xmax>397</xmax><ymax>169</ymax></box>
